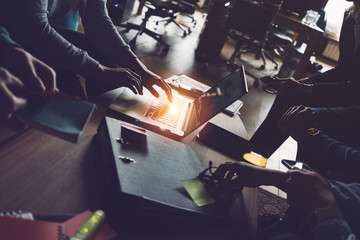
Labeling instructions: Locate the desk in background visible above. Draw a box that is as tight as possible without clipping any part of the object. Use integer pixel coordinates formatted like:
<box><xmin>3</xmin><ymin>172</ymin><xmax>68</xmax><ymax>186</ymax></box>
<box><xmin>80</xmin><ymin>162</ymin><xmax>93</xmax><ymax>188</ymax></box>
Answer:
<box><xmin>274</xmin><ymin>13</ymin><xmax>324</xmax><ymax>79</ymax></box>
<box><xmin>0</xmin><ymin>92</ymin><xmax>258</xmax><ymax>239</ymax></box>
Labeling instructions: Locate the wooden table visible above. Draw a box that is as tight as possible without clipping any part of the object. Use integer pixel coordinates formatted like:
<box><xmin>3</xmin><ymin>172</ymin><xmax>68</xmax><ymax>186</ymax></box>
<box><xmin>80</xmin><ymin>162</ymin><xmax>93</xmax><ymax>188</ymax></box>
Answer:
<box><xmin>274</xmin><ymin>13</ymin><xmax>324</xmax><ymax>79</ymax></box>
<box><xmin>0</xmin><ymin>91</ymin><xmax>258</xmax><ymax>239</ymax></box>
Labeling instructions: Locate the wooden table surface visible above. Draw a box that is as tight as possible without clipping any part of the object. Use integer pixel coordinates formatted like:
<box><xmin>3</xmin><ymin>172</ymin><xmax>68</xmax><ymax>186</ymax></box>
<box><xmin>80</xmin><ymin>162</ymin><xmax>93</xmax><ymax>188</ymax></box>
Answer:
<box><xmin>0</xmin><ymin>91</ymin><xmax>258</xmax><ymax>239</ymax></box>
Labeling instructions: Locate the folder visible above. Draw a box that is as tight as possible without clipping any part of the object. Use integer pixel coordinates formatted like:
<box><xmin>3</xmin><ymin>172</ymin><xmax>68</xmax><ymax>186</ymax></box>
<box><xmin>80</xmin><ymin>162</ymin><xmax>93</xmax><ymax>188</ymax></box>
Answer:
<box><xmin>97</xmin><ymin>117</ymin><xmax>230</xmax><ymax>234</ymax></box>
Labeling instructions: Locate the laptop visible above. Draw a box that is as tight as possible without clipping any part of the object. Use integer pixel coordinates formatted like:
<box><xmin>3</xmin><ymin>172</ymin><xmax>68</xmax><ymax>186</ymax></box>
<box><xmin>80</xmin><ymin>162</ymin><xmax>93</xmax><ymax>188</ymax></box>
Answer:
<box><xmin>109</xmin><ymin>65</ymin><xmax>248</xmax><ymax>138</ymax></box>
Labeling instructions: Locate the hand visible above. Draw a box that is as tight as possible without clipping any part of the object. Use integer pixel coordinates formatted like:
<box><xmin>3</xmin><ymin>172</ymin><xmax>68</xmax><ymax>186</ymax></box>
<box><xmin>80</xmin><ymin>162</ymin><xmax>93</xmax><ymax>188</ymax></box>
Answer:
<box><xmin>268</xmin><ymin>77</ymin><xmax>311</xmax><ymax>96</ymax></box>
<box><xmin>0</xmin><ymin>67</ymin><xmax>27</xmax><ymax>125</ymax></box>
<box><xmin>278</xmin><ymin>105</ymin><xmax>317</xmax><ymax>142</ymax></box>
<box><xmin>131</xmin><ymin>58</ymin><xmax>172</xmax><ymax>102</ymax></box>
<box><xmin>95</xmin><ymin>64</ymin><xmax>143</xmax><ymax>95</ymax></box>
<box><xmin>286</xmin><ymin>169</ymin><xmax>337</xmax><ymax>212</ymax></box>
<box><xmin>213</xmin><ymin>162</ymin><xmax>268</xmax><ymax>189</ymax></box>
<box><xmin>140</xmin><ymin>69</ymin><xmax>173</xmax><ymax>103</ymax></box>
<box><xmin>2</xmin><ymin>47</ymin><xmax>56</xmax><ymax>94</ymax></box>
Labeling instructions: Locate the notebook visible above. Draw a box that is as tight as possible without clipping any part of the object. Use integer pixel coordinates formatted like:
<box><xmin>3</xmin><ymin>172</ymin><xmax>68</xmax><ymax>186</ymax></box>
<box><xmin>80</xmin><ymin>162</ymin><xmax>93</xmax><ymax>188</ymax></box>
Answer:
<box><xmin>109</xmin><ymin>66</ymin><xmax>248</xmax><ymax>138</ymax></box>
<box><xmin>0</xmin><ymin>216</ymin><xmax>66</xmax><ymax>240</ymax></box>
<box><xmin>14</xmin><ymin>93</ymin><xmax>96</xmax><ymax>143</ymax></box>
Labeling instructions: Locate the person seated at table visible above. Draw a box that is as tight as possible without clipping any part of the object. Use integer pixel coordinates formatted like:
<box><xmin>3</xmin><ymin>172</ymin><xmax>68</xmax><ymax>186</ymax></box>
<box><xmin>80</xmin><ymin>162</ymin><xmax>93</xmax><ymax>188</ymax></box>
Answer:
<box><xmin>0</xmin><ymin>27</ymin><xmax>56</xmax><ymax>127</ymax></box>
<box><xmin>1</xmin><ymin>0</ymin><xmax>172</xmax><ymax>100</ymax></box>
<box><xmin>278</xmin><ymin>105</ymin><xmax>360</xmax><ymax>182</ymax></box>
<box><xmin>250</xmin><ymin>0</ymin><xmax>360</xmax><ymax>158</ymax></box>
<box><xmin>213</xmin><ymin>161</ymin><xmax>359</xmax><ymax>240</ymax></box>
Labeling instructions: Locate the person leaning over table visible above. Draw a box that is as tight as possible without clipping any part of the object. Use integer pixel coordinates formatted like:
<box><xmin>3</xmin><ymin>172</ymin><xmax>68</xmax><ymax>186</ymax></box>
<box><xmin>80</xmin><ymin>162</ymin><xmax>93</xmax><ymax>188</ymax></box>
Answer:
<box><xmin>0</xmin><ymin>26</ymin><xmax>56</xmax><ymax>127</ymax></box>
<box><xmin>277</xmin><ymin>105</ymin><xmax>360</xmax><ymax>183</ymax></box>
<box><xmin>250</xmin><ymin>0</ymin><xmax>360</xmax><ymax>158</ymax></box>
<box><xmin>1</xmin><ymin>0</ymin><xmax>172</xmax><ymax>100</ymax></box>
<box><xmin>213</xmin><ymin>161</ymin><xmax>359</xmax><ymax>240</ymax></box>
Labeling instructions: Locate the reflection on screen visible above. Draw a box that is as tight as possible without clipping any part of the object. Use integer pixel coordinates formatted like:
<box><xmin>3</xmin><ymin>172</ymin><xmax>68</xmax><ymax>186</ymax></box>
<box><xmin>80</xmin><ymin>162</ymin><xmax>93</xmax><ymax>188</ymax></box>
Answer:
<box><xmin>190</xmin><ymin>67</ymin><xmax>247</xmax><ymax>131</ymax></box>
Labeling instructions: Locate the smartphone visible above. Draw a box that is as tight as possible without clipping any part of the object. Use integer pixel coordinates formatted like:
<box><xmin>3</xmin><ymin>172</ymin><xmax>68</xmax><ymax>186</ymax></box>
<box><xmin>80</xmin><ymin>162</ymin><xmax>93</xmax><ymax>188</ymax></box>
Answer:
<box><xmin>281</xmin><ymin>159</ymin><xmax>314</xmax><ymax>171</ymax></box>
<box><xmin>197</xmin><ymin>122</ymin><xmax>251</xmax><ymax>161</ymax></box>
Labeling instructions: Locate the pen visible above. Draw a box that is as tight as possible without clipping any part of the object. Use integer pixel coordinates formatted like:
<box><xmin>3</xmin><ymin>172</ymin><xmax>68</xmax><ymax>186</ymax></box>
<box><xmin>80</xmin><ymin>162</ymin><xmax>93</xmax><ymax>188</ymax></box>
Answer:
<box><xmin>69</xmin><ymin>210</ymin><xmax>106</xmax><ymax>240</ymax></box>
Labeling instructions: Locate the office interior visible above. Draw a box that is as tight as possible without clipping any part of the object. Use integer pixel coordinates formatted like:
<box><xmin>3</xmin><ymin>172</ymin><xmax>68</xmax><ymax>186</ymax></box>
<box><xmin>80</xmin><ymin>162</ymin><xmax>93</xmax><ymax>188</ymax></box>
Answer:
<box><xmin>0</xmin><ymin>0</ymin><xmax>352</xmax><ymax>238</ymax></box>
<box><xmin>90</xmin><ymin>0</ymin><xmax>339</xmax><ymax>195</ymax></box>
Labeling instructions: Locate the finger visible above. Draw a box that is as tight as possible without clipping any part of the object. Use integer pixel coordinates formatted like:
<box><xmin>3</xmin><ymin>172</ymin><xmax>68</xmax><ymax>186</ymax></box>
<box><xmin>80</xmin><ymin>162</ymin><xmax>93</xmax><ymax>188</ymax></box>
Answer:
<box><xmin>166</xmin><ymin>87</ymin><xmax>173</xmax><ymax>103</ymax></box>
<box><xmin>278</xmin><ymin>106</ymin><xmax>298</xmax><ymax>132</ymax></box>
<box><xmin>123</xmin><ymin>82</ymin><xmax>139</xmax><ymax>95</ymax></box>
<box><xmin>156</xmin><ymin>78</ymin><xmax>173</xmax><ymax>102</ymax></box>
<box><xmin>278</xmin><ymin>107</ymin><xmax>293</xmax><ymax>129</ymax></box>
<box><xmin>147</xmin><ymin>85</ymin><xmax>160</xmax><ymax>98</ymax></box>
<box><xmin>126</xmin><ymin>69</ymin><xmax>143</xmax><ymax>94</ymax></box>
<box><xmin>213</xmin><ymin>164</ymin><xmax>232</xmax><ymax>180</ymax></box>
<box><xmin>126</xmin><ymin>77</ymin><xmax>142</xmax><ymax>95</ymax></box>
<box><xmin>285</xmin><ymin>106</ymin><xmax>303</xmax><ymax>127</ymax></box>
<box><xmin>34</xmin><ymin>60</ymin><xmax>56</xmax><ymax>92</ymax></box>
<box><xmin>224</xmin><ymin>169</ymin><xmax>237</xmax><ymax>182</ymax></box>
<box><xmin>0</xmin><ymin>69</ymin><xmax>25</xmax><ymax>90</ymax></box>
<box><xmin>20</xmin><ymin>56</ymin><xmax>47</xmax><ymax>93</ymax></box>
<box><xmin>281</xmin><ymin>106</ymin><xmax>304</xmax><ymax>132</ymax></box>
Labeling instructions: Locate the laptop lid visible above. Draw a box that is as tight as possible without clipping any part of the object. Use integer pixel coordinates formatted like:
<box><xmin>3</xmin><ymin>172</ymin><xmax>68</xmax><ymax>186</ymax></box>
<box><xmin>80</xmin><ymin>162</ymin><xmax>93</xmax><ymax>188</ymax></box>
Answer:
<box><xmin>184</xmin><ymin>65</ymin><xmax>248</xmax><ymax>135</ymax></box>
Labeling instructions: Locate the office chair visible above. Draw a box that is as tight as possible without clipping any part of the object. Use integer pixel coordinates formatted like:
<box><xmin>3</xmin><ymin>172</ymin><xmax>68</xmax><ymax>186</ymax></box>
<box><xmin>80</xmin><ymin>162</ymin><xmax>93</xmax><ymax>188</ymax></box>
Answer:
<box><xmin>154</xmin><ymin>0</ymin><xmax>199</xmax><ymax>35</ymax></box>
<box><xmin>175</xmin><ymin>0</ymin><xmax>199</xmax><ymax>27</ymax></box>
<box><xmin>225</xmin><ymin>0</ymin><xmax>292</xmax><ymax>72</ymax></box>
<box><xmin>118</xmin><ymin>0</ymin><xmax>194</xmax><ymax>55</ymax></box>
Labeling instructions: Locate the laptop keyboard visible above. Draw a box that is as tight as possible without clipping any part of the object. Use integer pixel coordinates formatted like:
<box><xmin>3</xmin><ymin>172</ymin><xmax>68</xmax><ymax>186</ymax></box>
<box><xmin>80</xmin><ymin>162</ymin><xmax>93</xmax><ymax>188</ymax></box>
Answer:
<box><xmin>145</xmin><ymin>94</ymin><xmax>187</xmax><ymax>128</ymax></box>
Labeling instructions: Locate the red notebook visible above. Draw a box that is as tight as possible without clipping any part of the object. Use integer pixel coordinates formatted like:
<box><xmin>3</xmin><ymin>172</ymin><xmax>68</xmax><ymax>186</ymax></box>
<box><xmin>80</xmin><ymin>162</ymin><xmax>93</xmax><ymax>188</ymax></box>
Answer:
<box><xmin>0</xmin><ymin>216</ymin><xmax>65</xmax><ymax>240</ymax></box>
<box><xmin>63</xmin><ymin>210</ymin><xmax>117</xmax><ymax>240</ymax></box>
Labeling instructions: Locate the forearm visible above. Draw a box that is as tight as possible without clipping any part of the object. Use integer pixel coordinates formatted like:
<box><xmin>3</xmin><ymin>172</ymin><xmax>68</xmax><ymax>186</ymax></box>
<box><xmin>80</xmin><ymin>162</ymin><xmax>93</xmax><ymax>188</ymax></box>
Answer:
<box><xmin>249</xmin><ymin>166</ymin><xmax>289</xmax><ymax>191</ymax></box>
<box><xmin>82</xmin><ymin>0</ymin><xmax>137</xmax><ymax>66</ymax></box>
<box><xmin>260</xmin><ymin>169</ymin><xmax>288</xmax><ymax>191</ymax></box>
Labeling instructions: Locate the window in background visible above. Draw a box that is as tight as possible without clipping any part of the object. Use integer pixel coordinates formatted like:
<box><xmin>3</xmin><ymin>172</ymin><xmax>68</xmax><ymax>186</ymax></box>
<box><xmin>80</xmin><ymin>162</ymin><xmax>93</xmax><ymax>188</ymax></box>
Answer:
<box><xmin>324</xmin><ymin>0</ymin><xmax>353</xmax><ymax>37</ymax></box>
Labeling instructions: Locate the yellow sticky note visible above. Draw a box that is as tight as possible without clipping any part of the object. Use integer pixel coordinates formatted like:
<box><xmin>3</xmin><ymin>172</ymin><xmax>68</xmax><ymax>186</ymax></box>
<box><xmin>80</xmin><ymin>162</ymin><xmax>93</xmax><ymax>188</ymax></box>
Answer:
<box><xmin>181</xmin><ymin>178</ymin><xmax>216</xmax><ymax>207</ymax></box>
<box><xmin>243</xmin><ymin>152</ymin><xmax>267</xmax><ymax>167</ymax></box>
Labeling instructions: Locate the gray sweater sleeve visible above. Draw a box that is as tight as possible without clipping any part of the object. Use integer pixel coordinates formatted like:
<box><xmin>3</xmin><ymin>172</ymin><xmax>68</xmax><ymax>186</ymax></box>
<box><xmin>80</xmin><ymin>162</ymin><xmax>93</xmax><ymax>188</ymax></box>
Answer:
<box><xmin>80</xmin><ymin>0</ymin><xmax>137</xmax><ymax>66</ymax></box>
<box><xmin>6</xmin><ymin>0</ymin><xmax>99</xmax><ymax>79</ymax></box>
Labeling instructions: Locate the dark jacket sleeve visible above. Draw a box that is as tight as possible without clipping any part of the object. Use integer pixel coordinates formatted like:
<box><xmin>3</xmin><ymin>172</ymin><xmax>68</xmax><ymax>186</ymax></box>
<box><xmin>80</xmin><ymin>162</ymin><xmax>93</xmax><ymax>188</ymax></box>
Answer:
<box><xmin>305</xmin><ymin>180</ymin><xmax>360</xmax><ymax>239</ymax></box>
<box><xmin>311</xmin><ymin>106</ymin><xmax>360</xmax><ymax>131</ymax></box>
<box><xmin>312</xmin><ymin>218</ymin><xmax>355</xmax><ymax>240</ymax></box>
<box><xmin>321</xmin><ymin>180</ymin><xmax>360</xmax><ymax>238</ymax></box>
<box><xmin>306</xmin><ymin>132</ymin><xmax>360</xmax><ymax>182</ymax></box>
<box><xmin>309</xmin><ymin>81</ymin><xmax>360</xmax><ymax>106</ymax></box>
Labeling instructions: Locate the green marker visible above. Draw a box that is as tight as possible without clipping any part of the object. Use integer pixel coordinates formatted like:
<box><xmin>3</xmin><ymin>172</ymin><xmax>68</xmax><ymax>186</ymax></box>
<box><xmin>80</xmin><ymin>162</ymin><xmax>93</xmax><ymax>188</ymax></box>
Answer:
<box><xmin>70</xmin><ymin>210</ymin><xmax>106</xmax><ymax>240</ymax></box>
